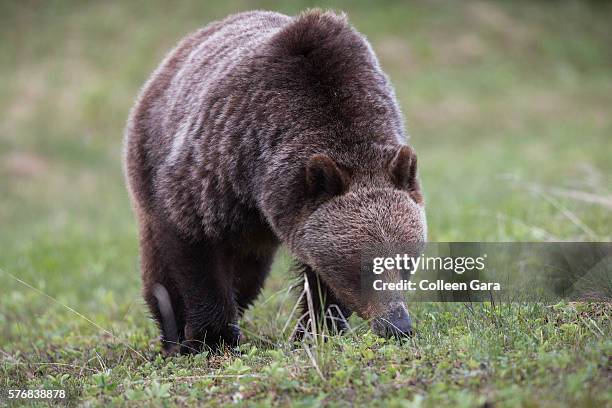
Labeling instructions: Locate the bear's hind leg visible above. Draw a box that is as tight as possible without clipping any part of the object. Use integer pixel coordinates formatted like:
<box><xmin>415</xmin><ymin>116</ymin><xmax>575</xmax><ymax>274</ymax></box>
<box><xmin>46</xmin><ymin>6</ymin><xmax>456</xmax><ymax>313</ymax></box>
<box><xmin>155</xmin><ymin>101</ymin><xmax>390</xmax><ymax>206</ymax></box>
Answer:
<box><xmin>142</xmin><ymin>279</ymin><xmax>186</xmax><ymax>357</ymax></box>
<box><xmin>140</xmin><ymin>221</ymin><xmax>186</xmax><ymax>357</ymax></box>
<box><xmin>141</xmin><ymin>217</ymin><xmax>240</xmax><ymax>355</ymax></box>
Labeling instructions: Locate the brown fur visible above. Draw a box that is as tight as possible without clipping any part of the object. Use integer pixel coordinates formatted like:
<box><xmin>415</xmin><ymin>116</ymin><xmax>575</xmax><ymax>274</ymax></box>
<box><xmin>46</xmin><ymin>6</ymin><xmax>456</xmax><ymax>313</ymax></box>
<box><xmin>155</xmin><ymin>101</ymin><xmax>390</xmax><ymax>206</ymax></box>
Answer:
<box><xmin>124</xmin><ymin>10</ymin><xmax>426</xmax><ymax>354</ymax></box>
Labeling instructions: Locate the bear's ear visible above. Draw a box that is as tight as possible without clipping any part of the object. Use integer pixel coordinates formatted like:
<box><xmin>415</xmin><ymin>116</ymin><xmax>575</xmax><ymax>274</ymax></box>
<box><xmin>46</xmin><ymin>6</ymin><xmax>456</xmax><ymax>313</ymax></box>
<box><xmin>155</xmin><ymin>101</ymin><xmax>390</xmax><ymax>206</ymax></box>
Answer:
<box><xmin>306</xmin><ymin>154</ymin><xmax>347</xmax><ymax>199</ymax></box>
<box><xmin>389</xmin><ymin>145</ymin><xmax>418</xmax><ymax>192</ymax></box>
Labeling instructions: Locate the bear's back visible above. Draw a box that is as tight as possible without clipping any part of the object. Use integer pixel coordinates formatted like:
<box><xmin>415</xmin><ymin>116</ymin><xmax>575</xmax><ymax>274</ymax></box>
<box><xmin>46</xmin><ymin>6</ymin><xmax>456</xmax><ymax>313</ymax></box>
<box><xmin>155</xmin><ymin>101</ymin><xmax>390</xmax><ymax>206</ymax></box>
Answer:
<box><xmin>124</xmin><ymin>11</ymin><xmax>290</xmax><ymax>229</ymax></box>
<box><xmin>152</xmin><ymin>11</ymin><xmax>290</xmax><ymax>164</ymax></box>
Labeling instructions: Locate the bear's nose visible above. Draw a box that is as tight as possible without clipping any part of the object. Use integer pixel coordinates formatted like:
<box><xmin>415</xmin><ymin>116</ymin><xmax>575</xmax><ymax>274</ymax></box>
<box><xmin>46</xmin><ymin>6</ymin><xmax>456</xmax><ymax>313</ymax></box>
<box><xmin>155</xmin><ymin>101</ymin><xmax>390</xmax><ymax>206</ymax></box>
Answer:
<box><xmin>371</xmin><ymin>304</ymin><xmax>414</xmax><ymax>338</ymax></box>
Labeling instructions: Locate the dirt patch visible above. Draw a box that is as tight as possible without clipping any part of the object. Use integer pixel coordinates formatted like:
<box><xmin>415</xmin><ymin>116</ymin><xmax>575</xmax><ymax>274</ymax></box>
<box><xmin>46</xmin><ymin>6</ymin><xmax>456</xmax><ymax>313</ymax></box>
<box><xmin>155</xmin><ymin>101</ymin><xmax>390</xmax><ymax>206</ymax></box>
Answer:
<box><xmin>375</xmin><ymin>36</ymin><xmax>415</xmax><ymax>70</ymax></box>
<box><xmin>466</xmin><ymin>2</ymin><xmax>535</xmax><ymax>50</ymax></box>
<box><xmin>432</xmin><ymin>32</ymin><xmax>489</xmax><ymax>66</ymax></box>
<box><xmin>3</xmin><ymin>151</ymin><xmax>50</xmax><ymax>178</ymax></box>
<box><xmin>410</xmin><ymin>95</ymin><xmax>479</xmax><ymax>129</ymax></box>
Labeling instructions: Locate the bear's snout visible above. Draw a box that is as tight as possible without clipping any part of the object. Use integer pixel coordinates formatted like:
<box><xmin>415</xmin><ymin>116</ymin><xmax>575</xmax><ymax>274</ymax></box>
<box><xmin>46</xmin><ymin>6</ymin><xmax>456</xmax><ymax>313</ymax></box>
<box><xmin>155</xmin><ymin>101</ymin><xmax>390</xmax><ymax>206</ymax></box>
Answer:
<box><xmin>371</xmin><ymin>303</ymin><xmax>414</xmax><ymax>338</ymax></box>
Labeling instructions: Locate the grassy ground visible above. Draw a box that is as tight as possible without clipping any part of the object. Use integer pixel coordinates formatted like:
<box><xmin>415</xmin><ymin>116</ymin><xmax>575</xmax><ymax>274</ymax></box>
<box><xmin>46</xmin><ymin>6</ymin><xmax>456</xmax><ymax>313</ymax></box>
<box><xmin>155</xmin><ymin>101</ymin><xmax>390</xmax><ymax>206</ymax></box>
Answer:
<box><xmin>1</xmin><ymin>1</ymin><xmax>611</xmax><ymax>406</ymax></box>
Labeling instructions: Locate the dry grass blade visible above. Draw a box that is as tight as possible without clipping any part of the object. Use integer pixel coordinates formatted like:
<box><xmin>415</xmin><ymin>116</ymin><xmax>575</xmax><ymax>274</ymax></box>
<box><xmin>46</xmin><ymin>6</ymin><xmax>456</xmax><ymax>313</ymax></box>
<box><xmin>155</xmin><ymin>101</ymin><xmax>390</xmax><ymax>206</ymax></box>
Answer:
<box><xmin>302</xmin><ymin>342</ymin><xmax>325</xmax><ymax>381</ymax></box>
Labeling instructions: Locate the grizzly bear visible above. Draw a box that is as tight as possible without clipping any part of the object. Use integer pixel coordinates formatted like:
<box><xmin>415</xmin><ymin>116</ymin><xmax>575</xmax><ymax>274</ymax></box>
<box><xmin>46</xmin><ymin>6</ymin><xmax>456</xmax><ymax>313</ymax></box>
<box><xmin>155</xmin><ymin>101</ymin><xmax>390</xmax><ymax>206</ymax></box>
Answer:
<box><xmin>124</xmin><ymin>9</ymin><xmax>426</xmax><ymax>355</ymax></box>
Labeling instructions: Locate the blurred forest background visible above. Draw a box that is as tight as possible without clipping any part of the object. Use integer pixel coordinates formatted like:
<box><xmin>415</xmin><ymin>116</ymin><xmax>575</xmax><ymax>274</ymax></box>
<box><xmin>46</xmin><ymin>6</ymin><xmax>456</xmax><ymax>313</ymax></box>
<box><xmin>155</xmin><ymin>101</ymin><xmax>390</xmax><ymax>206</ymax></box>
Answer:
<box><xmin>0</xmin><ymin>1</ymin><xmax>611</xmax><ymax>406</ymax></box>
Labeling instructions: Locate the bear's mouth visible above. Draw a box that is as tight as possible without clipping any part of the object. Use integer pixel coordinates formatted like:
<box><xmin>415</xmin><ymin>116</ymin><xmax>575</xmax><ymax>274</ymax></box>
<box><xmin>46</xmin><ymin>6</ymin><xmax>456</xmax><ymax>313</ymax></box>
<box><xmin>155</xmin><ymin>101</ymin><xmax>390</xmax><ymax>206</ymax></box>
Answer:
<box><xmin>370</xmin><ymin>302</ymin><xmax>413</xmax><ymax>338</ymax></box>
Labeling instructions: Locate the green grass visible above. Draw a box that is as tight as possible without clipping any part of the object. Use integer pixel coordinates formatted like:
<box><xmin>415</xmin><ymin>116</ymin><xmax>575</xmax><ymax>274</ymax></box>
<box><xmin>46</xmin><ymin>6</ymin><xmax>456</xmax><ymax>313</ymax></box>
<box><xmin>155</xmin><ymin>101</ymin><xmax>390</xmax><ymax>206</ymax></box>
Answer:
<box><xmin>1</xmin><ymin>1</ymin><xmax>611</xmax><ymax>406</ymax></box>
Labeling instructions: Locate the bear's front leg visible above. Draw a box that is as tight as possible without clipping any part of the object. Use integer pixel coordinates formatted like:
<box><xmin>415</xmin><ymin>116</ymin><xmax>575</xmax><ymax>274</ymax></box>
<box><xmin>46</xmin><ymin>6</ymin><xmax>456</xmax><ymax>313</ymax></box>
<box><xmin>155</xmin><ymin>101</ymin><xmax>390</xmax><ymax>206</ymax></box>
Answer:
<box><xmin>175</xmin><ymin>249</ymin><xmax>241</xmax><ymax>354</ymax></box>
<box><xmin>182</xmin><ymin>312</ymin><xmax>241</xmax><ymax>354</ymax></box>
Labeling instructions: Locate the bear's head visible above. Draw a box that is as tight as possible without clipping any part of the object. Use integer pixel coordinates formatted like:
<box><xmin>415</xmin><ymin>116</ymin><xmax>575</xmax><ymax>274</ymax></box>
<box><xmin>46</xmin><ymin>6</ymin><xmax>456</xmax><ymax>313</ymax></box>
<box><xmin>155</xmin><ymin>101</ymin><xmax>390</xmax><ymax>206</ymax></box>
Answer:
<box><xmin>295</xmin><ymin>145</ymin><xmax>426</xmax><ymax>337</ymax></box>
